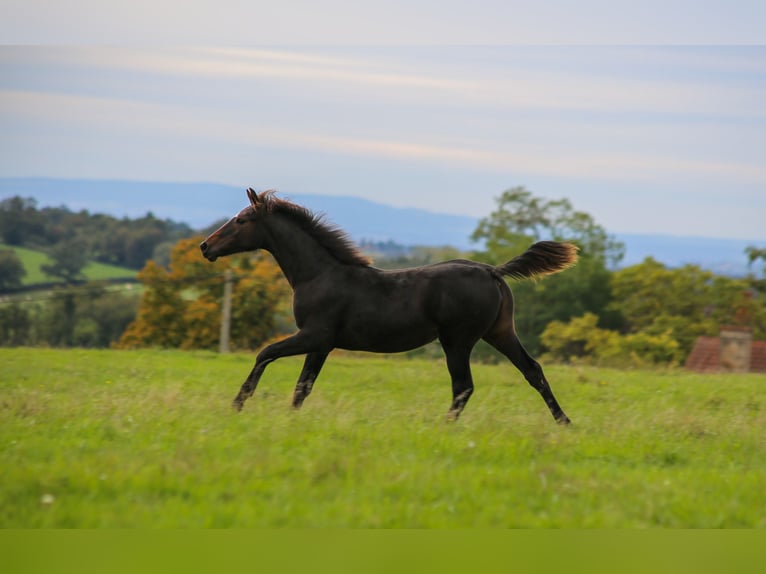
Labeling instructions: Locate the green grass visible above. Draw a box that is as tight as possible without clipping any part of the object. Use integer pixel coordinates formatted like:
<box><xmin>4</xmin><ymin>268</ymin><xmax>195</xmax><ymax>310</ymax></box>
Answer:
<box><xmin>1</xmin><ymin>348</ymin><xmax>765</xmax><ymax>528</ymax></box>
<box><xmin>1</xmin><ymin>244</ymin><xmax>136</xmax><ymax>285</ymax></box>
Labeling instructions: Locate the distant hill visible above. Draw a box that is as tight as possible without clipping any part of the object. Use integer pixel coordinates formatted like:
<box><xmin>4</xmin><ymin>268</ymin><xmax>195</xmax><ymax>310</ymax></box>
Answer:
<box><xmin>614</xmin><ymin>234</ymin><xmax>757</xmax><ymax>277</ymax></box>
<box><xmin>0</xmin><ymin>177</ymin><xmax>477</xmax><ymax>250</ymax></box>
<box><xmin>1</xmin><ymin>177</ymin><xmax>762</xmax><ymax>276</ymax></box>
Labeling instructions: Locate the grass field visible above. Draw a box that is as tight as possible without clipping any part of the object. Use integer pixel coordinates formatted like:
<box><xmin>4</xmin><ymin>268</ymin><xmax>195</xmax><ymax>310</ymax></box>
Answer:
<box><xmin>1</xmin><ymin>347</ymin><xmax>764</xmax><ymax>528</ymax></box>
<box><xmin>1</xmin><ymin>244</ymin><xmax>136</xmax><ymax>286</ymax></box>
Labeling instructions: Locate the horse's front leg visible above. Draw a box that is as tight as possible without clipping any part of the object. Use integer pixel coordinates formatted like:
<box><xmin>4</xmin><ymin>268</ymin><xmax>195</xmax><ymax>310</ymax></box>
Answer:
<box><xmin>232</xmin><ymin>329</ymin><xmax>329</xmax><ymax>411</ymax></box>
<box><xmin>292</xmin><ymin>352</ymin><xmax>329</xmax><ymax>409</ymax></box>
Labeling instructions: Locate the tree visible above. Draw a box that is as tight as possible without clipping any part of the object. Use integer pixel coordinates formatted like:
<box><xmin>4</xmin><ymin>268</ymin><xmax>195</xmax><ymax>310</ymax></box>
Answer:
<box><xmin>540</xmin><ymin>312</ymin><xmax>682</xmax><ymax>367</ymax></box>
<box><xmin>471</xmin><ymin>186</ymin><xmax>625</xmax><ymax>266</ymax></box>
<box><xmin>0</xmin><ymin>196</ymin><xmax>41</xmax><ymax>246</ymax></box>
<box><xmin>0</xmin><ymin>195</ymin><xmax>195</xmax><ymax>271</ymax></box>
<box><xmin>746</xmin><ymin>246</ymin><xmax>766</xmax><ymax>271</ymax></box>
<box><xmin>117</xmin><ymin>259</ymin><xmax>188</xmax><ymax>348</ymax></box>
<box><xmin>0</xmin><ymin>249</ymin><xmax>26</xmax><ymax>291</ymax></box>
<box><xmin>74</xmin><ymin>285</ymin><xmax>140</xmax><ymax>347</ymax></box>
<box><xmin>471</xmin><ymin>186</ymin><xmax>625</xmax><ymax>354</ymax></box>
<box><xmin>609</xmin><ymin>258</ymin><xmax>766</xmax><ymax>357</ymax></box>
<box><xmin>39</xmin><ymin>288</ymin><xmax>78</xmax><ymax>346</ymax></box>
<box><xmin>118</xmin><ymin>237</ymin><xmax>291</xmax><ymax>350</ymax></box>
<box><xmin>746</xmin><ymin>246</ymin><xmax>766</xmax><ymax>291</ymax></box>
<box><xmin>41</xmin><ymin>239</ymin><xmax>89</xmax><ymax>283</ymax></box>
<box><xmin>0</xmin><ymin>302</ymin><xmax>31</xmax><ymax>346</ymax></box>
<box><xmin>25</xmin><ymin>283</ymin><xmax>140</xmax><ymax>348</ymax></box>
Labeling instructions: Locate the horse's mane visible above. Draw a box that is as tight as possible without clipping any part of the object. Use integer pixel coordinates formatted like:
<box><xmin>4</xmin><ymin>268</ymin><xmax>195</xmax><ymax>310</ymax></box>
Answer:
<box><xmin>259</xmin><ymin>191</ymin><xmax>372</xmax><ymax>267</ymax></box>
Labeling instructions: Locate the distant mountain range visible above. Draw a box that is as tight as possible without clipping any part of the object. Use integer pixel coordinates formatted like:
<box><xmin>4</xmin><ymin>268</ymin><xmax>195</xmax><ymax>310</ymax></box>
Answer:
<box><xmin>1</xmin><ymin>177</ymin><xmax>761</xmax><ymax>276</ymax></box>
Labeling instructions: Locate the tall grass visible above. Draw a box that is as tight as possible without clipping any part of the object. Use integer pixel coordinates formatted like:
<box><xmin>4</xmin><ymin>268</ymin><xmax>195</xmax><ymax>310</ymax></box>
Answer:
<box><xmin>1</xmin><ymin>348</ymin><xmax>764</xmax><ymax>527</ymax></box>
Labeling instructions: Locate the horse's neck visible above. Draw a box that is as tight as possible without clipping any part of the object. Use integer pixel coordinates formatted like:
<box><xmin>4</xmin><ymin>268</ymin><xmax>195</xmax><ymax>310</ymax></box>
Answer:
<box><xmin>264</xmin><ymin>216</ymin><xmax>338</xmax><ymax>288</ymax></box>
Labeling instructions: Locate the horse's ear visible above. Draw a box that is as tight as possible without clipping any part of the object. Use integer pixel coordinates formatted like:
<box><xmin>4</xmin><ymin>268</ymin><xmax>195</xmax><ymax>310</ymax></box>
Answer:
<box><xmin>246</xmin><ymin>187</ymin><xmax>260</xmax><ymax>207</ymax></box>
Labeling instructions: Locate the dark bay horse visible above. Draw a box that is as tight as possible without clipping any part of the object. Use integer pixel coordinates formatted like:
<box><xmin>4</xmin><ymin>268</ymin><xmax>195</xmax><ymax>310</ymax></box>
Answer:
<box><xmin>201</xmin><ymin>188</ymin><xmax>578</xmax><ymax>424</ymax></box>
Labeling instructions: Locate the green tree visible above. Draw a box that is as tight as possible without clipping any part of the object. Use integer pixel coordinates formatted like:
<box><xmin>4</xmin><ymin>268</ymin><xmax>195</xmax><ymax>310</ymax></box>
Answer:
<box><xmin>471</xmin><ymin>186</ymin><xmax>625</xmax><ymax>266</ymax></box>
<box><xmin>0</xmin><ymin>196</ymin><xmax>42</xmax><ymax>246</ymax></box>
<box><xmin>746</xmin><ymin>246</ymin><xmax>766</xmax><ymax>271</ymax></box>
<box><xmin>609</xmin><ymin>258</ymin><xmax>766</xmax><ymax>358</ymax></box>
<box><xmin>0</xmin><ymin>249</ymin><xmax>26</xmax><ymax>291</ymax></box>
<box><xmin>0</xmin><ymin>302</ymin><xmax>31</xmax><ymax>345</ymax></box>
<box><xmin>39</xmin><ymin>288</ymin><xmax>78</xmax><ymax>346</ymax></box>
<box><xmin>69</xmin><ymin>284</ymin><xmax>140</xmax><ymax>347</ymax></box>
<box><xmin>746</xmin><ymin>246</ymin><xmax>766</xmax><ymax>291</ymax></box>
<box><xmin>1</xmin><ymin>195</ymin><xmax>195</xmax><ymax>271</ymax></box>
<box><xmin>28</xmin><ymin>283</ymin><xmax>139</xmax><ymax>348</ymax></box>
<box><xmin>471</xmin><ymin>186</ymin><xmax>624</xmax><ymax>354</ymax></box>
<box><xmin>541</xmin><ymin>312</ymin><xmax>682</xmax><ymax>367</ymax></box>
<box><xmin>41</xmin><ymin>239</ymin><xmax>89</xmax><ymax>283</ymax></box>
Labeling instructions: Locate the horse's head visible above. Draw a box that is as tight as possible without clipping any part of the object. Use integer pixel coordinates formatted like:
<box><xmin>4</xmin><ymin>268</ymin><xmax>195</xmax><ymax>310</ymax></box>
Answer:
<box><xmin>200</xmin><ymin>188</ymin><xmax>270</xmax><ymax>262</ymax></box>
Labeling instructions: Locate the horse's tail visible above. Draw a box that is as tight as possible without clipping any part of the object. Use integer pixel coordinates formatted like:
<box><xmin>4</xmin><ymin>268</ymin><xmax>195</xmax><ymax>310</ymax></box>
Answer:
<box><xmin>494</xmin><ymin>241</ymin><xmax>578</xmax><ymax>281</ymax></box>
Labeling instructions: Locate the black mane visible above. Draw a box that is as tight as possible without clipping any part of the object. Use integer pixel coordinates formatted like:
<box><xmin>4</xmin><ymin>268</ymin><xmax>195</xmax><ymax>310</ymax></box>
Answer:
<box><xmin>260</xmin><ymin>192</ymin><xmax>371</xmax><ymax>267</ymax></box>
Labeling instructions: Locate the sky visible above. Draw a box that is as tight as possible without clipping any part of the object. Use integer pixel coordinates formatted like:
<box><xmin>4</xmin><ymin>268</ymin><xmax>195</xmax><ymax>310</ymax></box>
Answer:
<box><xmin>1</xmin><ymin>2</ymin><xmax>765</xmax><ymax>241</ymax></box>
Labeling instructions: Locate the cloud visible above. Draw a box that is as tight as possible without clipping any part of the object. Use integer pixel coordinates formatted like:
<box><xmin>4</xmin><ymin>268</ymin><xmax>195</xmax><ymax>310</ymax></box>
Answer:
<box><xmin>2</xmin><ymin>46</ymin><xmax>764</xmax><ymax>236</ymax></box>
<box><xmin>19</xmin><ymin>46</ymin><xmax>477</xmax><ymax>93</ymax></box>
<box><xmin>186</xmin><ymin>47</ymin><xmax>759</xmax><ymax>119</ymax></box>
<box><xmin>3</xmin><ymin>1</ymin><xmax>766</xmax><ymax>44</ymax></box>
<box><xmin>3</xmin><ymin>85</ymin><xmax>764</xmax><ymax>190</ymax></box>
<box><xmin>10</xmin><ymin>46</ymin><xmax>763</xmax><ymax>120</ymax></box>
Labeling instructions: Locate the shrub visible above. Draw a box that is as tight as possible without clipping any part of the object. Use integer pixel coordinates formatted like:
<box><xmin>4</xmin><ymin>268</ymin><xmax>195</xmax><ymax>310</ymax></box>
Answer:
<box><xmin>541</xmin><ymin>312</ymin><xmax>681</xmax><ymax>367</ymax></box>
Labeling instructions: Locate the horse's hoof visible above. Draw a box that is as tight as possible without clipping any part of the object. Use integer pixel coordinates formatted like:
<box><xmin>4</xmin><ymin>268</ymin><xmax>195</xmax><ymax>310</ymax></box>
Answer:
<box><xmin>556</xmin><ymin>414</ymin><xmax>572</xmax><ymax>425</ymax></box>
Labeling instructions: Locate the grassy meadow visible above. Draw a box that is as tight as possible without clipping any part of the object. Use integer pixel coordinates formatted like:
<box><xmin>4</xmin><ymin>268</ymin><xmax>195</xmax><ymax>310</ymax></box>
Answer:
<box><xmin>1</xmin><ymin>244</ymin><xmax>136</xmax><ymax>286</ymax></box>
<box><xmin>1</xmin><ymin>347</ymin><xmax>764</xmax><ymax>528</ymax></box>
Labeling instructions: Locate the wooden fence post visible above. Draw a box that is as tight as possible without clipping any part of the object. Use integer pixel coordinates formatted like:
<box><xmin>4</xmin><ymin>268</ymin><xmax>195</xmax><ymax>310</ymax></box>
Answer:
<box><xmin>220</xmin><ymin>269</ymin><xmax>233</xmax><ymax>353</ymax></box>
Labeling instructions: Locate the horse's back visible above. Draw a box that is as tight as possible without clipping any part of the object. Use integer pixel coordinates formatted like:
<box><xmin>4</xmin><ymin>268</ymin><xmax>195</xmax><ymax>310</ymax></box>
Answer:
<box><xmin>372</xmin><ymin>259</ymin><xmax>504</xmax><ymax>332</ymax></box>
<box><xmin>326</xmin><ymin>260</ymin><xmax>504</xmax><ymax>352</ymax></box>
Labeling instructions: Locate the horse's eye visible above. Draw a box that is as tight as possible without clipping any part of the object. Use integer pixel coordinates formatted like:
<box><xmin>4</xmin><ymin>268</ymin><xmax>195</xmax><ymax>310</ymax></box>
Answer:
<box><xmin>235</xmin><ymin>218</ymin><xmax>245</xmax><ymax>225</ymax></box>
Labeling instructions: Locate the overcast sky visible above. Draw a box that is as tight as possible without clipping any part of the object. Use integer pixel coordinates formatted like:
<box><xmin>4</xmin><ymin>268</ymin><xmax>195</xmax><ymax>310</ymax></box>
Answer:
<box><xmin>1</xmin><ymin>3</ymin><xmax>765</xmax><ymax>240</ymax></box>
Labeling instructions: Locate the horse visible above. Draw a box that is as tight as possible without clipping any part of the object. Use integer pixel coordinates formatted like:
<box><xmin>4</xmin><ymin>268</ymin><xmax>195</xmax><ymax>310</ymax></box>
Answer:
<box><xmin>200</xmin><ymin>188</ymin><xmax>578</xmax><ymax>424</ymax></box>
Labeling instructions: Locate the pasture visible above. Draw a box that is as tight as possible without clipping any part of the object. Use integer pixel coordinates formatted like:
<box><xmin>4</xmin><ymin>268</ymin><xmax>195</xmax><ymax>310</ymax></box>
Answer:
<box><xmin>1</xmin><ymin>348</ymin><xmax>764</xmax><ymax>528</ymax></box>
<box><xmin>0</xmin><ymin>243</ymin><xmax>136</xmax><ymax>286</ymax></box>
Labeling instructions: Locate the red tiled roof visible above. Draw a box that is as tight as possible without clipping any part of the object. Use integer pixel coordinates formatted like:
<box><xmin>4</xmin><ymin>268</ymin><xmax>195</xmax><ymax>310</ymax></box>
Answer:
<box><xmin>752</xmin><ymin>341</ymin><xmax>766</xmax><ymax>373</ymax></box>
<box><xmin>685</xmin><ymin>336</ymin><xmax>721</xmax><ymax>372</ymax></box>
<box><xmin>686</xmin><ymin>336</ymin><xmax>766</xmax><ymax>373</ymax></box>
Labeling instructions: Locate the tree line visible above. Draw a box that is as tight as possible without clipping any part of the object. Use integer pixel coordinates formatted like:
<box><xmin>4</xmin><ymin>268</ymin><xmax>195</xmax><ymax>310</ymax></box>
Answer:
<box><xmin>1</xmin><ymin>188</ymin><xmax>764</xmax><ymax>366</ymax></box>
<box><xmin>0</xmin><ymin>196</ymin><xmax>195</xmax><ymax>285</ymax></box>
<box><xmin>468</xmin><ymin>187</ymin><xmax>766</xmax><ymax>366</ymax></box>
<box><xmin>0</xmin><ymin>194</ymin><xmax>199</xmax><ymax>345</ymax></box>
<box><xmin>0</xmin><ymin>283</ymin><xmax>140</xmax><ymax>348</ymax></box>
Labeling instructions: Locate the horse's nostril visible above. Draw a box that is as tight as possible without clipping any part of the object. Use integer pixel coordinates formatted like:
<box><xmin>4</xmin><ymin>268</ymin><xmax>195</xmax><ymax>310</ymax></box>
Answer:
<box><xmin>200</xmin><ymin>242</ymin><xmax>208</xmax><ymax>252</ymax></box>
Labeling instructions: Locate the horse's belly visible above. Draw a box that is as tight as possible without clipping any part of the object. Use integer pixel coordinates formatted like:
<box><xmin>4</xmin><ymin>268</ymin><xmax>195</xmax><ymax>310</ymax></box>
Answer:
<box><xmin>335</xmin><ymin>316</ymin><xmax>438</xmax><ymax>353</ymax></box>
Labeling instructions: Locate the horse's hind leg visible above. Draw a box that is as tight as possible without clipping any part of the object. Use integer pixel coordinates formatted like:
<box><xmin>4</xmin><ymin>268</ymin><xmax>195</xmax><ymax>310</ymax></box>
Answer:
<box><xmin>485</xmin><ymin>330</ymin><xmax>571</xmax><ymax>425</ymax></box>
<box><xmin>233</xmin><ymin>359</ymin><xmax>272</xmax><ymax>411</ymax></box>
<box><xmin>292</xmin><ymin>352</ymin><xmax>329</xmax><ymax>409</ymax></box>
<box><xmin>440</xmin><ymin>337</ymin><xmax>476</xmax><ymax>421</ymax></box>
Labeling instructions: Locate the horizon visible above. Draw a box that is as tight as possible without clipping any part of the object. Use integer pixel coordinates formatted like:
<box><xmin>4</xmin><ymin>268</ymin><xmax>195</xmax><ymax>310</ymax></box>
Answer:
<box><xmin>2</xmin><ymin>176</ymin><xmax>765</xmax><ymax>246</ymax></box>
<box><xmin>1</xmin><ymin>177</ymin><xmax>763</xmax><ymax>278</ymax></box>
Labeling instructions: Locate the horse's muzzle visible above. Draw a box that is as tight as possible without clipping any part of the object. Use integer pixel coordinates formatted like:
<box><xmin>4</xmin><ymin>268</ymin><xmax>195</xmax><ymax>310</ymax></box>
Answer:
<box><xmin>199</xmin><ymin>241</ymin><xmax>218</xmax><ymax>261</ymax></box>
